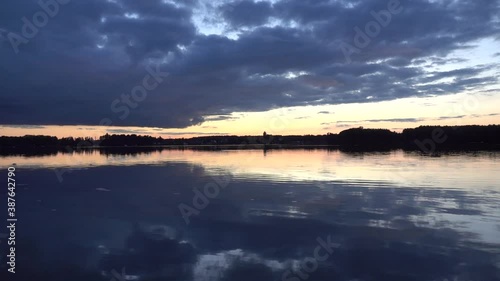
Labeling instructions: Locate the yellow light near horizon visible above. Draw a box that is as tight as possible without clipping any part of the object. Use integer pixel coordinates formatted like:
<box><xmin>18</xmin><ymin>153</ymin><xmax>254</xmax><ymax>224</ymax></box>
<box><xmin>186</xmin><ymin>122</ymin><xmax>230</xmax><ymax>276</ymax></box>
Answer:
<box><xmin>1</xmin><ymin>90</ymin><xmax>499</xmax><ymax>138</ymax></box>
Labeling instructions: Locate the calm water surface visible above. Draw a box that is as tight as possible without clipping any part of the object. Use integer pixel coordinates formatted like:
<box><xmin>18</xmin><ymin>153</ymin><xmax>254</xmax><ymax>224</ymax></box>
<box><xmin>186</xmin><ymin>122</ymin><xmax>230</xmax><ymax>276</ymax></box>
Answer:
<box><xmin>1</xmin><ymin>149</ymin><xmax>499</xmax><ymax>281</ymax></box>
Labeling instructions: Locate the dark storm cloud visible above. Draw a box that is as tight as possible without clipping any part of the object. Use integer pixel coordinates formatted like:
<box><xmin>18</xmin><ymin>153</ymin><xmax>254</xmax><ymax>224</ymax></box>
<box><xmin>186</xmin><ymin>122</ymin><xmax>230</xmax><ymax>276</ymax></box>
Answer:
<box><xmin>0</xmin><ymin>0</ymin><xmax>499</xmax><ymax>128</ymax></box>
<box><xmin>220</xmin><ymin>0</ymin><xmax>273</xmax><ymax>28</ymax></box>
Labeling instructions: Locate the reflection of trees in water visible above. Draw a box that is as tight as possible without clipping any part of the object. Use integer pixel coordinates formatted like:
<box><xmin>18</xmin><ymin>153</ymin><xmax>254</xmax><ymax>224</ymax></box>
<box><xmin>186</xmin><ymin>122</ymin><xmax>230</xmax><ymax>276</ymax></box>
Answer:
<box><xmin>98</xmin><ymin>147</ymin><xmax>163</xmax><ymax>156</ymax></box>
<box><xmin>0</xmin><ymin>147</ymin><xmax>165</xmax><ymax>157</ymax></box>
<box><xmin>0</xmin><ymin>147</ymin><xmax>61</xmax><ymax>157</ymax></box>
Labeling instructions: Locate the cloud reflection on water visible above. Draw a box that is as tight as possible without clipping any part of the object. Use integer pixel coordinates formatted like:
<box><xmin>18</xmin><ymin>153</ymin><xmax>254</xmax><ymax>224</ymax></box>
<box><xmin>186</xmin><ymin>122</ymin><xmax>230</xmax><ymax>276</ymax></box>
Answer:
<box><xmin>0</xmin><ymin>150</ymin><xmax>499</xmax><ymax>280</ymax></box>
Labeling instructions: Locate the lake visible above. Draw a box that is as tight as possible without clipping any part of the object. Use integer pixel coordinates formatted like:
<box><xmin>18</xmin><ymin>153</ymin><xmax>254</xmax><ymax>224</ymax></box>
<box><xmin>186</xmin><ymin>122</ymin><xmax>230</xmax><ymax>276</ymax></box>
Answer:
<box><xmin>1</xmin><ymin>149</ymin><xmax>499</xmax><ymax>280</ymax></box>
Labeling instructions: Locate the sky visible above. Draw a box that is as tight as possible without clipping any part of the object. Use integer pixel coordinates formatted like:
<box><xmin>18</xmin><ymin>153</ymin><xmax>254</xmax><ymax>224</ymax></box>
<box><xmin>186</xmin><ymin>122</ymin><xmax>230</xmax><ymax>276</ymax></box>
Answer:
<box><xmin>0</xmin><ymin>0</ymin><xmax>499</xmax><ymax>138</ymax></box>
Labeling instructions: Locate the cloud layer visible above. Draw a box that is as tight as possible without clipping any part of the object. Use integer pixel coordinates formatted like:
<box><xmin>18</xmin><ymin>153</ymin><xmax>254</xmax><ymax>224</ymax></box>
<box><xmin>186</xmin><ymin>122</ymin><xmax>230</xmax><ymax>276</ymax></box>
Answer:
<box><xmin>0</xmin><ymin>0</ymin><xmax>499</xmax><ymax>128</ymax></box>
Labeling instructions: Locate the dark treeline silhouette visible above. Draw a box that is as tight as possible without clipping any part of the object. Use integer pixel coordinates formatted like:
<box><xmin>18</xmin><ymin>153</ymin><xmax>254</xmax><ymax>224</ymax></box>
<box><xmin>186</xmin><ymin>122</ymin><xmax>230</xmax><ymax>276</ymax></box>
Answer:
<box><xmin>337</xmin><ymin>128</ymin><xmax>400</xmax><ymax>149</ymax></box>
<box><xmin>1</xmin><ymin>125</ymin><xmax>500</xmax><ymax>155</ymax></box>
<box><xmin>336</xmin><ymin>125</ymin><xmax>500</xmax><ymax>151</ymax></box>
<box><xmin>0</xmin><ymin>135</ymin><xmax>96</xmax><ymax>156</ymax></box>
<box><xmin>402</xmin><ymin>125</ymin><xmax>500</xmax><ymax>150</ymax></box>
<box><xmin>0</xmin><ymin>135</ymin><xmax>95</xmax><ymax>147</ymax></box>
